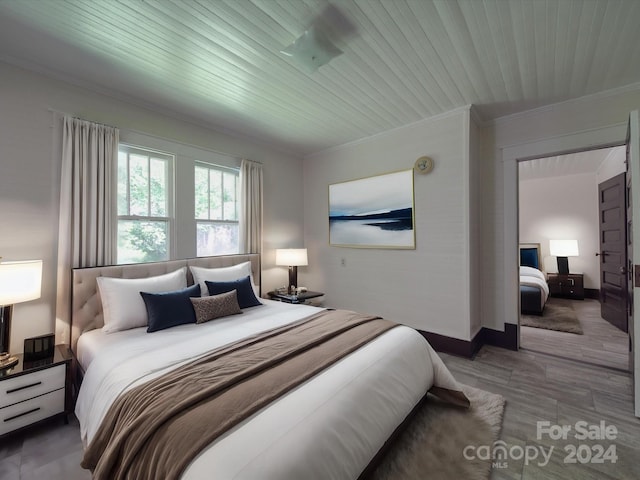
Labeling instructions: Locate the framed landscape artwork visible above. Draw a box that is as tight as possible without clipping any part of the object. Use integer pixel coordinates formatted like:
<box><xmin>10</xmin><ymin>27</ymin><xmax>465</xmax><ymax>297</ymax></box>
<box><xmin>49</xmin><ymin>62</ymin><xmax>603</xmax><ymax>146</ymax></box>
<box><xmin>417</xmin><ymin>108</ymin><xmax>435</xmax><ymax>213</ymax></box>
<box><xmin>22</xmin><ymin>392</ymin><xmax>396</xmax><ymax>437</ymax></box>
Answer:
<box><xmin>329</xmin><ymin>169</ymin><xmax>415</xmax><ymax>249</ymax></box>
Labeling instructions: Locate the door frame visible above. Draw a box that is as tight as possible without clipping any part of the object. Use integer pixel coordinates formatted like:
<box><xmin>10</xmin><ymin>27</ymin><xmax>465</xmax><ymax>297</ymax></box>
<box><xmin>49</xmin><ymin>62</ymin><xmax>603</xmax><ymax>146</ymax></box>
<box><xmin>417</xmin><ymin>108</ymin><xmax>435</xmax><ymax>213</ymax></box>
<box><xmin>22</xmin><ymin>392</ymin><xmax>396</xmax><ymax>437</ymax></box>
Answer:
<box><xmin>626</xmin><ymin>111</ymin><xmax>640</xmax><ymax>415</ymax></box>
<box><xmin>503</xmin><ymin>125</ymin><xmax>626</xmax><ymax>353</ymax></box>
<box><xmin>500</xmin><ymin>122</ymin><xmax>627</xmax><ymax>348</ymax></box>
<box><xmin>516</xmin><ymin>150</ymin><xmax>627</xmax><ymax>342</ymax></box>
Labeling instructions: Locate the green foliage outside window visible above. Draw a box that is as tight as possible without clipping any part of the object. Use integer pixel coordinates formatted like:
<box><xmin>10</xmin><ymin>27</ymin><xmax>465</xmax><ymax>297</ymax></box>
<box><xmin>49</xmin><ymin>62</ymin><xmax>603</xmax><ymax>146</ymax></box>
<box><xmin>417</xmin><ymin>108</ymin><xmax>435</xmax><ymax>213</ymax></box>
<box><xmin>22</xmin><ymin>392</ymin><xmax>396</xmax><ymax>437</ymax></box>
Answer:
<box><xmin>117</xmin><ymin>148</ymin><xmax>170</xmax><ymax>264</ymax></box>
<box><xmin>118</xmin><ymin>220</ymin><xmax>167</xmax><ymax>264</ymax></box>
<box><xmin>195</xmin><ymin>164</ymin><xmax>239</xmax><ymax>256</ymax></box>
<box><xmin>116</xmin><ymin>147</ymin><xmax>240</xmax><ymax>263</ymax></box>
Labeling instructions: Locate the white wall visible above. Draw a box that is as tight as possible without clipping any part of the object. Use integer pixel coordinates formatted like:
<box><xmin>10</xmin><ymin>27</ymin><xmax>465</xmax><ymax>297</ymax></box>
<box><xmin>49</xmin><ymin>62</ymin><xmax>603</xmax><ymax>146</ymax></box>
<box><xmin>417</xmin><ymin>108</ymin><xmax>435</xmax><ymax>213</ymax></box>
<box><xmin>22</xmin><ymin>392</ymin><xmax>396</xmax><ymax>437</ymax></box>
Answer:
<box><xmin>4</xmin><ymin>58</ymin><xmax>637</xmax><ymax>352</ymax></box>
<box><xmin>0</xmin><ymin>62</ymin><xmax>304</xmax><ymax>353</ymax></box>
<box><xmin>596</xmin><ymin>146</ymin><xmax>626</xmax><ymax>185</ymax></box>
<box><xmin>303</xmin><ymin>107</ymin><xmax>480</xmax><ymax>341</ymax></box>
<box><xmin>468</xmin><ymin>109</ymin><xmax>482</xmax><ymax>337</ymax></box>
<box><xmin>482</xmin><ymin>85</ymin><xmax>640</xmax><ymax>332</ymax></box>
<box><xmin>519</xmin><ymin>173</ymin><xmax>600</xmax><ymax>288</ymax></box>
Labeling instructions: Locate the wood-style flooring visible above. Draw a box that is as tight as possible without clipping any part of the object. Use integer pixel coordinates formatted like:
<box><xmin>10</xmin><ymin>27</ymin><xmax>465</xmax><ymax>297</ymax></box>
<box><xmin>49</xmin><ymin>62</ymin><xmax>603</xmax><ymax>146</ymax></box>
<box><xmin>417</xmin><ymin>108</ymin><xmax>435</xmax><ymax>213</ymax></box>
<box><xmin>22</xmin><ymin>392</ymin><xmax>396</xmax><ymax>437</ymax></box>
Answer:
<box><xmin>1</xmin><ymin>344</ymin><xmax>639</xmax><ymax>479</ymax></box>
<box><xmin>520</xmin><ymin>298</ymin><xmax>629</xmax><ymax>371</ymax></box>
<box><xmin>443</xmin><ymin>346</ymin><xmax>639</xmax><ymax>479</ymax></box>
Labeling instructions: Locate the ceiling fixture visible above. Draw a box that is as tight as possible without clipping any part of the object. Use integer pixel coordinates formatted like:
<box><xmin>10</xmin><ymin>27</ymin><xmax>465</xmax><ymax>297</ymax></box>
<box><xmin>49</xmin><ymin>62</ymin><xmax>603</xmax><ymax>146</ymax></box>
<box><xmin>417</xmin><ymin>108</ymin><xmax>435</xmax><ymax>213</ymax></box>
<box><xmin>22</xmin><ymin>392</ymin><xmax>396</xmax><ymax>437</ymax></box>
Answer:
<box><xmin>281</xmin><ymin>25</ymin><xmax>343</xmax><ymax>74</ymax></box>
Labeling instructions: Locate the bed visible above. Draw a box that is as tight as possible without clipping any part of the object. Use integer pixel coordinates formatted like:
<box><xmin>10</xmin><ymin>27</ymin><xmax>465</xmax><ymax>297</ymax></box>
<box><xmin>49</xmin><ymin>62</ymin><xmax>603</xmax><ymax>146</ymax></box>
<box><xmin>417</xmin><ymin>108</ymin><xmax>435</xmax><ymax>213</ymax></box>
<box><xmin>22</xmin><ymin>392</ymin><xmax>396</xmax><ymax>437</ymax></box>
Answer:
<box><xmin>519</xmin><ymin>243</ymin><xmax>549</xmax><ymax>315</ymax></box>
<box><xmin>70</xmin><ymin>254</ymin><xmax>467</xmax><ymax>480</ymax></box>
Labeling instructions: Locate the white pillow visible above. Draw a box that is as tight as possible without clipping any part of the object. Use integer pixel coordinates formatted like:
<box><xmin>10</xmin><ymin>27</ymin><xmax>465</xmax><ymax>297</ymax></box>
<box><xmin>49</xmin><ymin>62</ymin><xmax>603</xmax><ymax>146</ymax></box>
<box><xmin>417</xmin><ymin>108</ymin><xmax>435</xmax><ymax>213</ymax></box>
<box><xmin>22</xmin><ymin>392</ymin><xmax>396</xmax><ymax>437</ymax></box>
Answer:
<box><xmin>520</xmin><ymin>265</ymin><xmax>545</xmax><ymax>281</ymax></box>
<box><xmin>97</xmin><ymin>267</ymin><xmax>187</xmax><ymax>333</ymax></box>
<box><xmin>190</xmin><ymin>262</ymin><xmax>258</xmax><ymax>296</ymax></box>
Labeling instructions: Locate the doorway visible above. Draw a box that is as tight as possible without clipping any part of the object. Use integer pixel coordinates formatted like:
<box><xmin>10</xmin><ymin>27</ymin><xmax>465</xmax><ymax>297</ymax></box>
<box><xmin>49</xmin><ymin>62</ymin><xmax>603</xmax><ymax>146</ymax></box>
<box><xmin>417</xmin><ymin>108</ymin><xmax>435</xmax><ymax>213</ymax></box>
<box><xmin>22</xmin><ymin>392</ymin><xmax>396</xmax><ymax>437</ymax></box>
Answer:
<box><xmin>517</xmin><ymin>146</ymin><xmax>629</xmax><ymax>371</ymax></box>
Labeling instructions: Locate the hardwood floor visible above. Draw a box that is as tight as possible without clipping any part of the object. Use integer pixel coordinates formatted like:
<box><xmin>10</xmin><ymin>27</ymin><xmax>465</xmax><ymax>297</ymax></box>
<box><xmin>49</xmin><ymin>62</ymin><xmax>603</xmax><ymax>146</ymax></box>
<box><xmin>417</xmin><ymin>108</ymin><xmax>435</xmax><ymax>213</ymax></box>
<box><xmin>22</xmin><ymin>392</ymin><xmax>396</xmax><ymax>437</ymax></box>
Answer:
<box><xmin>520</xmin><ymin>298</ymin><xmax>629</xmax><ymax>371</ymax></box>
<box><xmin>442</xmin><ymin>346</ymin><xmax>640</xmax><ymax>479</ymax></box>
<box><xmin>1</xmin><ymin>344</ymin><xmax>638</xmax><ymax>480</ymax></box>
<box><xmin>0</xmin><ymin>415</ymin><xmax>89</xmax><ymax>480</ymax></box>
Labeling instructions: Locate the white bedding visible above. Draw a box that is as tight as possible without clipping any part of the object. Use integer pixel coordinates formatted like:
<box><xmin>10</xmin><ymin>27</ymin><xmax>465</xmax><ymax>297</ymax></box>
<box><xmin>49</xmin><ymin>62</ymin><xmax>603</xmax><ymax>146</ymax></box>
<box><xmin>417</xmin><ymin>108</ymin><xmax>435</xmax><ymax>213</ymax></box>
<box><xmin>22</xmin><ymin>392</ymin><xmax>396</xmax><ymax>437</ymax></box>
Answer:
<box><xmin>520</xmin><ymin>266</ymin><xmax>549</xmax><ymax>310</ymax></box>
<box><xmin>75</xmin><ymin>300</ymin><xmax>461</xmax><ymax>480</ymax></box>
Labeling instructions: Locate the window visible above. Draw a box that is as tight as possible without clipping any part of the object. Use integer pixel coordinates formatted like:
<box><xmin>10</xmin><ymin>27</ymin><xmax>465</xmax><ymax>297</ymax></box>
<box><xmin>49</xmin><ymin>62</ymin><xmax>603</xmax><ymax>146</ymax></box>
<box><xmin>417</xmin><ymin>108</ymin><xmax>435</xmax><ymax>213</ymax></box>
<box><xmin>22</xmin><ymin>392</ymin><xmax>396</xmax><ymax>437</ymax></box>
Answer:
<box><xmin>117</xmin><ymin>145</ymin><xmax>172</xmax><ymax>264</ymax></box>
<box><xmin>195</xmin><ymin>162</ymin><xmax>240</xmax><ymax>256</ymax></box>
<box><xmin>115</xmin><ymin>135</ymin><xmax>242</xmax><ymax>263</ymax></box>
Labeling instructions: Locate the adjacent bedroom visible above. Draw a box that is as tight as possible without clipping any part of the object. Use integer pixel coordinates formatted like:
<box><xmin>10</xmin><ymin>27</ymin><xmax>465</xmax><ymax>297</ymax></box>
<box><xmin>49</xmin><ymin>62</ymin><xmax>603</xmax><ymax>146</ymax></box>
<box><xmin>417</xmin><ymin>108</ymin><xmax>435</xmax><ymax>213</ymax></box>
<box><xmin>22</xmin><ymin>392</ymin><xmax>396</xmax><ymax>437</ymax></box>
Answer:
<box><xmin>518</xmin><ymin>147</ymin><xmax>630</xmax><ymax>371</ymax></box>
<box><xmin>1</xmin><ymin>2</ymin><xmax>640</xmax><ymax>480</ymax></box>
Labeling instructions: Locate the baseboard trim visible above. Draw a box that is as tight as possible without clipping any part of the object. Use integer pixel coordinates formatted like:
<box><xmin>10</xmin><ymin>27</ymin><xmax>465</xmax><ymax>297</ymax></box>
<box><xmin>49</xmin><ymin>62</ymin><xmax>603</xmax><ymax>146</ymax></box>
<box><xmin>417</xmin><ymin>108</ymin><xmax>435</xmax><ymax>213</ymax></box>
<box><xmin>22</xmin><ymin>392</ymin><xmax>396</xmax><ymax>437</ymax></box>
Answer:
<box><xmin>481</xmin><ymin>323</ymin><xmax>518</xmax><ymax>351</ymax></box>
<box><xmin>417</xmin><ymin>329</ymin><xmax>483</xmax><ymax>358</ymax></box>
<box><xmin>418</xmin><ymin>323</ymin><xmax>518</xmax><ymax>358</ymax></box>
<box><xmin>584</xmin><ymin>288</ymin><xmax>600</xmax><ymax>300</ymax></box>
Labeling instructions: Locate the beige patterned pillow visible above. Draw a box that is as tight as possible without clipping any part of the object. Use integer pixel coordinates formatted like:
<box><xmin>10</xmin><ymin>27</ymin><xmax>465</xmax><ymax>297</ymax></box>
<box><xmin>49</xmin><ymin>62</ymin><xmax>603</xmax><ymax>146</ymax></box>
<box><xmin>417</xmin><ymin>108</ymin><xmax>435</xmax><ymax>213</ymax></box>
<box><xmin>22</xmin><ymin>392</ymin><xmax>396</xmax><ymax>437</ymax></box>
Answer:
<box><xmin>190</xmin><ymin>290</ymin><xmax>242</xmax><ymax>324</ymax></box>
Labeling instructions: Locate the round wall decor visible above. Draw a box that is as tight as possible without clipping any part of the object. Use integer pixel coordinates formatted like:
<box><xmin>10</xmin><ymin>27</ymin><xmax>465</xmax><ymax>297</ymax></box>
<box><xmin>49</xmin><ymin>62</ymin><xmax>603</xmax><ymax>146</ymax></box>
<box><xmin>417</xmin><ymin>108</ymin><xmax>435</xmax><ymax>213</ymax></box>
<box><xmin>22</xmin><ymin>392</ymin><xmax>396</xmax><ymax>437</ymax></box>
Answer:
<box><xmin>414</xmin><ymin>156</ymin><xmax>434</xmax><ymax>174</ymax></box>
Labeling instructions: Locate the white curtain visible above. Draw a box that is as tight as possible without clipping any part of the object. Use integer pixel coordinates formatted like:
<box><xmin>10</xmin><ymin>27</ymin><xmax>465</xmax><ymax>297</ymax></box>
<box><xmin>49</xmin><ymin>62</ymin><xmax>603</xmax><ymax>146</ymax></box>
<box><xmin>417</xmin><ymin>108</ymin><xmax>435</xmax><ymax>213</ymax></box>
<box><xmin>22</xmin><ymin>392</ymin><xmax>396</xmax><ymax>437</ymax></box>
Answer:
<box><xmin>239</xmin><ymin>159</ymin><xmax>263</xmax><ymax>254</ymax></box>
<box><xmin>56</xmin><ymin>116</ymin><xmax>119</xmax><ymax>344</ymax></box>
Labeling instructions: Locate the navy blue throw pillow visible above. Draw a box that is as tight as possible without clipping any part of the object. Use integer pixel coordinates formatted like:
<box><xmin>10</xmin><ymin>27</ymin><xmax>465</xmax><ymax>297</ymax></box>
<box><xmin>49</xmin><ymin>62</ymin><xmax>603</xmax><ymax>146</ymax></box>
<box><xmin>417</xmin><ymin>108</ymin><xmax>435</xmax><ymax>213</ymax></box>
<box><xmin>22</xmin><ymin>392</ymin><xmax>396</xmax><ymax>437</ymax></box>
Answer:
<box><xmin>205</xmin><ymin>276</ymin><xmax>262</xmax><ymax>309</ymax></box>
<box><xmin>141</xmin><ymin>284</ymin><xmax>201</xmax><ymax>333</ymax></box>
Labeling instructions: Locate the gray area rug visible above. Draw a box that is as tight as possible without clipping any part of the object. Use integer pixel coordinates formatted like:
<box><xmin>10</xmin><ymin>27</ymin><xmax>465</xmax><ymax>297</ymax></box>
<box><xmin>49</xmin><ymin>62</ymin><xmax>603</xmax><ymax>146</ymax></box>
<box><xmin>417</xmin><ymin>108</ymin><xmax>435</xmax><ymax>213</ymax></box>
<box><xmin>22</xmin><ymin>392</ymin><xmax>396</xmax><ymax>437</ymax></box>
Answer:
<box><xmin>521</xmin><ymin>297</ymin><xmax>583</xmax><ymax>334</ymax></box>
<box><xmin>372</xmin><ymin>385</ymin><xmax>506</xmax><ymax>480</ymax></box>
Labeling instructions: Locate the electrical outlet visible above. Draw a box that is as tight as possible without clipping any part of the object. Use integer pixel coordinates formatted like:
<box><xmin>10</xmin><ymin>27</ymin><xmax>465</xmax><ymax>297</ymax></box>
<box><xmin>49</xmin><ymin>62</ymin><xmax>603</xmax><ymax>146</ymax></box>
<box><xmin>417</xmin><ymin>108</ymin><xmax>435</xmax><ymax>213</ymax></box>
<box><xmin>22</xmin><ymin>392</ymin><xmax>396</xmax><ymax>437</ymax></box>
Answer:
<box><xmin>341</xmin><ymin>258</ymin><xmax>346</xmax><ymax>267</ymax></box>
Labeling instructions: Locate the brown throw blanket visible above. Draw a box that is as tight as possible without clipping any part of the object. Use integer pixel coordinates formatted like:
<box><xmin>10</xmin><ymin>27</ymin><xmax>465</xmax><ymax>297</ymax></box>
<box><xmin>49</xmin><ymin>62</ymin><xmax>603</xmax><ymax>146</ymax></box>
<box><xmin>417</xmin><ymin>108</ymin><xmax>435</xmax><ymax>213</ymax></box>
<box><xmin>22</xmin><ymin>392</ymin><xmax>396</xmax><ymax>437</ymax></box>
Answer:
<box><xmin>82</xmin><ymin>309</ymin><xmax>398</xmax><ymax>480</ymax></box>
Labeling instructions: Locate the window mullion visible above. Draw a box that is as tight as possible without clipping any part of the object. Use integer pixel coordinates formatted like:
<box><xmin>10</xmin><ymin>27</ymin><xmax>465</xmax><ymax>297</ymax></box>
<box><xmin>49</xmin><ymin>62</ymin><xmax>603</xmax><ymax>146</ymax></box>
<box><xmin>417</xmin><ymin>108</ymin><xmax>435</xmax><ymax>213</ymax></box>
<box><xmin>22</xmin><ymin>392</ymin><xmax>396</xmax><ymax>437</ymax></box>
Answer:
<box><xmin>221</xmin><ymin>170</ymin><xmax>226</xmax><ymax>221</ymax></box>
<box><xmin>147</xmin><ymin>156</ymin><xmax>151</xmax><ymax>216</ymax></box>
<box><xmin>126</xmin><ymin>153</ymin><xmax>131</xmax><ymax>216</ymax></box>
<box><xmin>207</xmin><ymin>169</ymin><xmax>211</xmax><ymax>220</ymax></box>
<box><xmin>119</xmin><ymin>215</ymin><xmax>169</xmax><ymax>221</ymax></box>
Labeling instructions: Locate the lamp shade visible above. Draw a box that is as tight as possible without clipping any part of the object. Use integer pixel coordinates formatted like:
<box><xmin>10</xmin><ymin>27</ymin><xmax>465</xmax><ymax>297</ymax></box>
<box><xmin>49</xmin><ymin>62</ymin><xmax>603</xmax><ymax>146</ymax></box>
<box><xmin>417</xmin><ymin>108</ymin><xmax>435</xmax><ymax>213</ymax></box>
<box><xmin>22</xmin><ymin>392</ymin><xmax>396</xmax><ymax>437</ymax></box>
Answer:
<box><xmin>0</xmin><ymin>260</ymin><xmax>43</xmax><ymax>306</ymax></box>
<box><xmin>275</xmin><ymin>249</ymin><xmax>308</xmax><ymax>267</ymax></box>
<box><xmin>549</xmin><ymin>240</ymin><xmax>579</xmax><ymax>257</ymax></box>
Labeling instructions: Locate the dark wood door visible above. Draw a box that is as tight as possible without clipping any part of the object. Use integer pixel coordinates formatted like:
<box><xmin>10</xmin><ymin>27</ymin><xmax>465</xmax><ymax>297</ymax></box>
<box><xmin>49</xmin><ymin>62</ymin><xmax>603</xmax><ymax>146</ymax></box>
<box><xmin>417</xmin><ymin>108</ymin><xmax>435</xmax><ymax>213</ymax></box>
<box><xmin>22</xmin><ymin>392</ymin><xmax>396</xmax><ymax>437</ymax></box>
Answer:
<box><xmin>599</xmin><ymin>172</ymin><xmax>628</xmax><ymax>332</ymax></box>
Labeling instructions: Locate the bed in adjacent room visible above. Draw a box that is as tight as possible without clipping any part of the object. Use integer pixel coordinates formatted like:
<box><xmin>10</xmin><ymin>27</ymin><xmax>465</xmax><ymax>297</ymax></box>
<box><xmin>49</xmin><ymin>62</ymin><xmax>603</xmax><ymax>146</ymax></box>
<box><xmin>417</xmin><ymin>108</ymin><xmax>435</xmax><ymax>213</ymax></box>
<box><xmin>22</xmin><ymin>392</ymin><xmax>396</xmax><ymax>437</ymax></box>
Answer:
<box><xmin>519</xmin><ymin>243</ymin><xmax>549</xmax><ymax>315</ymax></box>
<box><xmin>69</xmin><ymin>254</ymin><xmax>468</xmax><ymax>480</ymax></box>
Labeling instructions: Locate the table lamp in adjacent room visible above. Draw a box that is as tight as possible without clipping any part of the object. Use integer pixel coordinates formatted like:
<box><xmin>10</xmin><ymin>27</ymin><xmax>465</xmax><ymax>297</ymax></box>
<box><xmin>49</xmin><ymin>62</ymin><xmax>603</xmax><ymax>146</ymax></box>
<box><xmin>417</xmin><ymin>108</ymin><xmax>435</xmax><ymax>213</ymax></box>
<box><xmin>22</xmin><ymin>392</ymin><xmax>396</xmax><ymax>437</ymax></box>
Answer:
<box><xmin>549</xmin><ymin>240</ymin><xmax>579</xmax><ymax>275</ymax></box>
<box><xmin>275</xmin><ymin>249</ymin><xmax>308</xmax><ymax>294</ymax></box>
<box><xmin>0</xmin><ymin>259</ymin><xmax>43</xmax><ymax>369</ymax></box>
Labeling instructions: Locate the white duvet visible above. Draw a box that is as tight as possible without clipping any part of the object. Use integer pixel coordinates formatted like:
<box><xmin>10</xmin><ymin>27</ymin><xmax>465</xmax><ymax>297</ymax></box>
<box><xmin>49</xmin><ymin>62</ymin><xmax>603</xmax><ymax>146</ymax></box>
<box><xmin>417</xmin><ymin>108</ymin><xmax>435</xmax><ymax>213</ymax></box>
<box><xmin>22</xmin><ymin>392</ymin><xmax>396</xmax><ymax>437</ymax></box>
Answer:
<box><xmin>75</xmin><ymin>300</ymin><xmax>462</xmax><ymax>480</ymax></box>
<box><xmin>520</xmin><ymin>266</ymin><xmax>549</xmax><ymax>310</ymax></box>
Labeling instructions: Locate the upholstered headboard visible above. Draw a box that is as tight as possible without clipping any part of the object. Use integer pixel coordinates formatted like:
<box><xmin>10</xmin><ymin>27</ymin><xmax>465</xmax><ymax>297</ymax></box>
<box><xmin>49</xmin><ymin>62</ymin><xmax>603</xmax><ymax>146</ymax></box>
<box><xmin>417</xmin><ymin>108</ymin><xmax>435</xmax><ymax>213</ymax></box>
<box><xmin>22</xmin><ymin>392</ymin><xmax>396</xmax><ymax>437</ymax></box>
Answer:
<box><xmin>70</xmin><ymin>254</ymin><xmax>260</xmax><ymax>352</ymax></box>
<box><xmin>519</xmin><ymin>243</ymin><xmax>542</xmax><ymax>270</ymax></box>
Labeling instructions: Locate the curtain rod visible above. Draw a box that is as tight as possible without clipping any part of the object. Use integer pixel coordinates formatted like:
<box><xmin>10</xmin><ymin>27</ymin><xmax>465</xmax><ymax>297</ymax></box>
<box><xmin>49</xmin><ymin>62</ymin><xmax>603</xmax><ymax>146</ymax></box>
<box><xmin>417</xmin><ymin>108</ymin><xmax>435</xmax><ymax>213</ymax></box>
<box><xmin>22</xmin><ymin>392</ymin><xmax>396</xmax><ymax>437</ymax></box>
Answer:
<box><xmin>121</xmin><ymin>126</ymin><xmax>248</xmax><ymax>162</ymax></box>
<box><xmin>47</xmin><ymin>108</ymin><xmax>117</xmax><ymax>129</ymax></box>
<box><xmin>46</xmin><ymin>108</ymin><xmax>261</xmax><ymax>164</ymax></box>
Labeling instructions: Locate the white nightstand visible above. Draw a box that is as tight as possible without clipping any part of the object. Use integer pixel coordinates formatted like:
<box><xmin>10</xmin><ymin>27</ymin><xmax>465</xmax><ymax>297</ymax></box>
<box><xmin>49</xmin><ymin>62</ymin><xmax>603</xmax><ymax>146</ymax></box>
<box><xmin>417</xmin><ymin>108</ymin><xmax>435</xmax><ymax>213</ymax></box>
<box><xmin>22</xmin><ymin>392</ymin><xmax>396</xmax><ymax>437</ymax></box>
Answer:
<box><xmin>0</xmin><ymin>345</ymin><xmax>73</xmax><ymax>437</ymax></box>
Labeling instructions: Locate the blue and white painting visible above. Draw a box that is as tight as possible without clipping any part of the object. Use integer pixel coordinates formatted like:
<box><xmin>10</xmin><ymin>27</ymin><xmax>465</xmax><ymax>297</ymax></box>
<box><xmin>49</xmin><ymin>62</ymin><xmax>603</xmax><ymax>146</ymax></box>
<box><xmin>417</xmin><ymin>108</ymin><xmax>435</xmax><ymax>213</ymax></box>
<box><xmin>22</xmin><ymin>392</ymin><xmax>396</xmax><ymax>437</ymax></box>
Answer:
<box><xmin>329</xmin><ymin>170</ymin><xmax>415</xmax><ymax>248</ymax></box>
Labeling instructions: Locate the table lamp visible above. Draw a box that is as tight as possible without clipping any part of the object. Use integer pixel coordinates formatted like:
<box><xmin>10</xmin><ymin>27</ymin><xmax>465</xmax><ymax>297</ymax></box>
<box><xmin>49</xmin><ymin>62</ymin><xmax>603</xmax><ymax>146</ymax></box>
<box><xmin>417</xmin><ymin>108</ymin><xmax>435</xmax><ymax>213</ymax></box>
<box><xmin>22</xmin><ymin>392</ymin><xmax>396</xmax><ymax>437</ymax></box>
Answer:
<box><xmin>549</xmin><ymin>240</ymin><xmax>579</xmax><ymax>275</ymax></box>
<box><xmin>275</xmin><ymin>249</ymin><xmax>308</xmax><ymax>294</ymax></box>
<box><xmin>0</xmin><ymin>259</ymin><xmax>43</xmax><ymax>369</ymax></box>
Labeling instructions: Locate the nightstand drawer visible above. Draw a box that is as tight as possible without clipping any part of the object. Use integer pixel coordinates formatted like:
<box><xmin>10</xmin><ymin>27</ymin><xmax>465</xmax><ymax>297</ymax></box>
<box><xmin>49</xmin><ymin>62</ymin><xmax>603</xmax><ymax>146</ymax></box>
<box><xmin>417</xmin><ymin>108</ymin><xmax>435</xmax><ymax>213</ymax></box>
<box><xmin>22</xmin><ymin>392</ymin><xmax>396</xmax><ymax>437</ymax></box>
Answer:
<box><xmin>0</xmin><ymin>364</ymin><xmax>65</xmax><ymax>408</ymax></box>
<box><xmin>0</xmin><ymin>388</ymin><xmax>65</xmax><ymax>436</ymax></box>
<box><xmin>547</xmin><ymin>273</ymin><xmax>584</xmax><ymax>300</ymax></box>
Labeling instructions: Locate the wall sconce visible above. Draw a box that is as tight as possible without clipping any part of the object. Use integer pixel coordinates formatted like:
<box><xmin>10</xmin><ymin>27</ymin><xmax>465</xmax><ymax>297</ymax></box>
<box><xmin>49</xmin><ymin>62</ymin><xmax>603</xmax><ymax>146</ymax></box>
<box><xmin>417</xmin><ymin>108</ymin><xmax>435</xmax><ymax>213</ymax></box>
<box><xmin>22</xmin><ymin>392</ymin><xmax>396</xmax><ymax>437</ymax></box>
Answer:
<box><xmin>275</xmin><ymin>249</ymin><xmax>308</xmax><ymax>294</ymax></box>
<box><xmin>549</xmin><ymin>240</ymin><xmax>579</xmax><ymax>275</ymax></box>
<box><xmin>0</xmin><ymin>259</ymin><xmax>43</xmax><ymax>369</ymax></box>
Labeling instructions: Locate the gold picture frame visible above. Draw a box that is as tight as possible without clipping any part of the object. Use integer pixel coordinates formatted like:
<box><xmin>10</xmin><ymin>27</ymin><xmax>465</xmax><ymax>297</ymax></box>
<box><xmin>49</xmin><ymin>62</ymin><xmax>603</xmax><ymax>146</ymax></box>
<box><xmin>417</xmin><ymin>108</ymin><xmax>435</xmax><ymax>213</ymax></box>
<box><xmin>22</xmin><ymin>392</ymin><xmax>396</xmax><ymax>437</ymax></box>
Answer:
<box><xmin>329</xmin><ymin>169</ymin><xmax>416</xmax><ymax>249</ymax></box>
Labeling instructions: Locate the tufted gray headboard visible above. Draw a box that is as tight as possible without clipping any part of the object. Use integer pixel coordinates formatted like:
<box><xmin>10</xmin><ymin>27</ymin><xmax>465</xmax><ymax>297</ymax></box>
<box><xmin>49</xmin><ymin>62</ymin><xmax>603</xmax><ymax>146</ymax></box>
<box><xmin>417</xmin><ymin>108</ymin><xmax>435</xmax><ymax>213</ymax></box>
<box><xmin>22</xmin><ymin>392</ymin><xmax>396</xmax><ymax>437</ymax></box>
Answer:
<box><xmin>70</xmin><ymin>254</ymin><xmax>260</xmax><ymax>352</ymax></box>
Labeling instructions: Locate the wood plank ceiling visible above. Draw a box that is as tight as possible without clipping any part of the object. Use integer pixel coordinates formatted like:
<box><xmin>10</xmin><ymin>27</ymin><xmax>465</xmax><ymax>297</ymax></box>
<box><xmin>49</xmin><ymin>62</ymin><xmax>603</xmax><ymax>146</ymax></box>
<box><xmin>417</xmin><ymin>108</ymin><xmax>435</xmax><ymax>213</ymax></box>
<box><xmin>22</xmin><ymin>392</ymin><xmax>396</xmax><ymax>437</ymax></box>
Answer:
<box><xmin>1</xmin><ymin>0</ymin><xmax>639</xmax><ymax>156</ymax></box>
<box><xmin>519</xmin><ymin>146</ymin><xmax>626</xmax><ymax>181</ymax></box>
